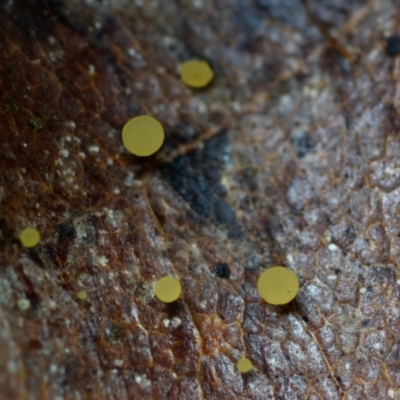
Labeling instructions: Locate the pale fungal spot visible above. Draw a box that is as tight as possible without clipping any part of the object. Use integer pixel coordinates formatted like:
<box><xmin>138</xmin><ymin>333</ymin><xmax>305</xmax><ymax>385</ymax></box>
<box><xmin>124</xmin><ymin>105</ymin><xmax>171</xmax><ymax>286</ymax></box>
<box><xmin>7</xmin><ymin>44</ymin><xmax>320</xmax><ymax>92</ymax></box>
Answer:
<box><xmin>76</xmin><ymin>291</ymin><xmax>88</xmax><ymax>300</ymax></box>
<box><xmin>122</xmin><ymin>115</ymin><xmax>164</xmax><ymax>157</ymax></box>
<box><xmin>180</xmin><ymin>60</ymin><xmax>213</xmax><ymax>88</ymax></box>
<box><xmin>257</xmin><ymin>266</ymin><xmax>299</xmax><ymax>305</ymax></box>
<box><xmin>97</xmin><ymin>256</ymin><xmax>108</xmax><ymax>267</ymax></box>
<box><xmin>60</xmin><ymin>149</ymin><xmax>69</xmax><ymax>158</ymax></box>
<box><xmin>231</xmin><ymin>102</ymin><xmax>241</xmax><ymax>112</ymax></box>
<box><xmin>88</xmin><ymin>145</ymin><xmax>99</xmax><ymax>154</ymax></box>
<box><xmin>190</xmin><ymin>98</ymin><xmax>207</xmax><ymax>114</ymax></box>
<box><xmin>114</xmin><ymin>359</ymin><xmax>124</xmax><ymax>367</ymax></box>
<box><xmin>237</xmin><ymin>357</ymin><xmax>252</xmax><ymax>373</ymax></box>
<box><xmin>155</xmin><ymin>276</ymin><xmax>181</xmax><ymax>303</ymax></box>
<box><xmin>163</xmin><ymin>319</ymin><xmax>170</xmax><ymax>328</ymax></box>
<box><xmin>286</xmin><ymin>254</ymin><xmax>294</xmax><ymax>265</ymax></box>
<box><xmin>135</xmin><ymin>374</ymin><xmax>151</xmax><ymax>389</ymax></box>
<box><xmin>388</xmin><ymin>389</ymin><xmax>395</xmax><ymax>398</ymax></box>
<box><xmin>328</xmin><ymin>243</ymin><xmax>338</xmax><ymax>251</ymax></box>
<box><xmin>17</xmin><ymin>298</ymin><xmax>31</xmax><ymax>311</ymax></box>
<box><xmin>48</xmin><ymin>300</ymin><xmax>57</xmax><ymax>309</ymax></box>
<box><xmin>128</xmin><ymin>47</ymin><xmax>138</xmax><ymax>57</ymax></box>
<box><xmin>171</xmin><ymin>317</ymin><xmax>182</xmax><ymax>328</ymax></box>
<box><xmin>19</xmin><ymin>227</ymin><xmax>41</xmax><ymax>248</ymax></box>
<box><xmin>66</xmin><ymin>121</ymin><xmax>76</xmax><ymax>130</ymax></box>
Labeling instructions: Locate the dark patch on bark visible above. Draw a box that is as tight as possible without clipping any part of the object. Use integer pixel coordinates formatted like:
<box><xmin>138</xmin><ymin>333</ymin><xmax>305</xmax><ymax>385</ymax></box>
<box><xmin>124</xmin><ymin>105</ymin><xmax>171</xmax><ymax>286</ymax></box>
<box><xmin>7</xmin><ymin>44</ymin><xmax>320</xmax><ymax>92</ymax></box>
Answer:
<box><xmin>161</xmin><ymin>131</ymin><xmax>242</xmax><ymax>239</ymax></box>
<box><xmin>56</xmin><ymin>223</ymin><xmax>76</xmax><ymax>239</ymax></box>
<box><xmin>385</xmin><ymin>35</ymin><xmax>400</xmax><ymax>57</ymax></box>
<box><xmin>243</xmin><ymin>167</ymin><xmax>258</xmax><ymax>192</ymax></box>
<box><xmin>165</xmin><ymin>121</ymin><xmax>199</xmax><ymax>145</ymax></box>
<box><xmin>2</xmin><ymin>0</ymin><xmax>57</xmax><ymax>41</ymax></box>
<box><xmin>213</xmin><ymin>263</ymin><xmax>231</xmax><ymax>278</ymax></box>
<box><xmin>291</xmin><ymin>132</ymin><xmax>315</xmax><ymax>158</ymax></box>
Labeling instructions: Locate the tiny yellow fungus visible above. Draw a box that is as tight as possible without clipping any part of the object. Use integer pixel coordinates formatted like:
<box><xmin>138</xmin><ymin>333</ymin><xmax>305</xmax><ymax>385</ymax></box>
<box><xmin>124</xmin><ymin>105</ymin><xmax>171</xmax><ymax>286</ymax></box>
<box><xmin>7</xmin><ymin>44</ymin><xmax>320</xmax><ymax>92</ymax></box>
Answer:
<box><xmin>257</xmin><ymin>266</ymin><xmax>299</xmax><ymax>305</ymax></box>
<box><xmin>17</xmin><ymin>298</ymin><xmax>31</xmax><ymax>311</ymax></box>
<box><xmin>155</xmin><ymin>276</ymin><xmax>181</xmax><ymax>303</ymax></box>
<box><xmin>237</xmin><ymin>357</ymin><xmax>252</xmax><ymax>373</ymax></box>
<box><xmin>76</xmin><ymin>291</ymin><xmax>88</xmax><ymax>300</ymax></box>
<box><xmin>180</xmin><ymin>60</ymin><xmax>213</xmax><ymax>88</ymax></box>
<box><xmin>19</xmin><ymin>227</ymin><xmax>41</xmax><ymax>248</ymax></box>
<box><xmin>122</xmin><ymin>115</ymin><xmax>164</xmax><ymax>156</ymax></box>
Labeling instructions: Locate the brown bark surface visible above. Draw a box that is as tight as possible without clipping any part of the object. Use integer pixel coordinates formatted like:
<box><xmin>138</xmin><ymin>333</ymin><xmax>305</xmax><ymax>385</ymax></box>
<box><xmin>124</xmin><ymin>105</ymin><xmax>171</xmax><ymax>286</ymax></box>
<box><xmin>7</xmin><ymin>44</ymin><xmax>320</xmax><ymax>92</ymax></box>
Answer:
<box><xmin>1</xmin><ymin>0</ymin><xmax>400</xmax><ymax>399</ymax></box>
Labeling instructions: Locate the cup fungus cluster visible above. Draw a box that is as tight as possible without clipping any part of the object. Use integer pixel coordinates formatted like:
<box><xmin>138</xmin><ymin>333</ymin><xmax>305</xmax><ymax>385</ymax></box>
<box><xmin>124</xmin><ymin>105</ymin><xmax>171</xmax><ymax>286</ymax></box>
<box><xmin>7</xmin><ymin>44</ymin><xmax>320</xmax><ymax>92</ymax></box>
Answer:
<box><xmin>18</xmin><ymin>57</ymin><xmax>300</xmax><ymax>376</ymax></box>
<box><xmin>155</xmin><ymin>266</ymin><xmax>299</xmax><ymax>375</ymax></box>
<box><xmin>121</xmin><ymin>59</ymin><xmax>213</xmax><ymax>157</ymax></box>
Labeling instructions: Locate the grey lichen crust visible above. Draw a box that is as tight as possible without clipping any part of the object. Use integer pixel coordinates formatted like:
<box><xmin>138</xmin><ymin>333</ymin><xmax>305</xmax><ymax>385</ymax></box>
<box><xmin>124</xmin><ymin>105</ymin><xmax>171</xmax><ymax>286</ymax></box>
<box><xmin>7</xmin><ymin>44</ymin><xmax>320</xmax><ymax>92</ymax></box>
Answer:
<box><xmin>1</xmin><ymin>0</ymin><xmax>400</xmax><ymax>399</ymax></box>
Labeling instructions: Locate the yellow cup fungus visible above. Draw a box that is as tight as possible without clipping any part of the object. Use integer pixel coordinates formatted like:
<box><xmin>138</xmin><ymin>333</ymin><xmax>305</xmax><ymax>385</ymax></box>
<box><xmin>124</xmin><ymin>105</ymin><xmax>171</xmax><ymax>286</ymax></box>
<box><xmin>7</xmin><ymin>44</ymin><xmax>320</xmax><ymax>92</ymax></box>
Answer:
<box><xmin>122</xmin><ymin>115</ymin><xmax>164</xmax><ymax>157</ymax></box>
<box><xmin>155</xmin><ymin>276</ymin><xmax>181</xmax><ymax>303</ymax></box>
<box><xmin>180</xmin><ymin>60</ymin><xmax>213</xmax><ymax>88</ymax></box>
<box><xmin>76</xmin><ymin>291</ymin><xmax>88</xmax><ymax>300</ymax></box>
<box><xmin>237</xmin><ymin>357</ymin><xmax>252</xmax><ymax>373</ymax></box>
<box><xmin>257</xmin><ymin>266</ymin><xmax>299</xmax><ymax>305</ymax></box>
<box><xmin>19</xmin><ymin>227</ymin><xmax>41</xmax><ymax>248</ymax></box>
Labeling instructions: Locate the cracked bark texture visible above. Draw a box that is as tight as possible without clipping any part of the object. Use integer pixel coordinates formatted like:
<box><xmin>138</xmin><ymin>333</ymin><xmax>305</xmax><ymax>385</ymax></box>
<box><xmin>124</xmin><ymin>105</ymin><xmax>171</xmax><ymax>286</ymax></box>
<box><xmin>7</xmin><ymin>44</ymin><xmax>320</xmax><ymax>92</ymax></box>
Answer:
<box><xmin>1</xmin><ymin>0</ymin><xmax>400</xmax><ymax>399</ymax></box>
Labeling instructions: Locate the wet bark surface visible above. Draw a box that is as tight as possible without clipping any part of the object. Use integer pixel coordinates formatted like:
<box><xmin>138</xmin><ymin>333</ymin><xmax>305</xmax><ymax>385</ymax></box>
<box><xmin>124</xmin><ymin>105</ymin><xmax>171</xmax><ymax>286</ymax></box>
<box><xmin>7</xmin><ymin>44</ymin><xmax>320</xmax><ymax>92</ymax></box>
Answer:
<box><xmin>1</xmin><ymin>0</ymin><xmax>400</xmax><ymax>399</ymax></box>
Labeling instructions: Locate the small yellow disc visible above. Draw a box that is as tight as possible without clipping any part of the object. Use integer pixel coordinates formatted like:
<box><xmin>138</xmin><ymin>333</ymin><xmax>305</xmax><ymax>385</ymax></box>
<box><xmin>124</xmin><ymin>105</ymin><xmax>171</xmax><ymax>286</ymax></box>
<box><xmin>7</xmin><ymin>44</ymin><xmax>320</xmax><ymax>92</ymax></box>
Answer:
<box><xmin>180</xmin><ymin>60</ymin><xmax>213</xmax><ymax>88</ymax></box>
<box><xmin>155</xmin><ymin>276</ymin><xmax>181</xmax><ymax>303</ymax></box>
<box><xmin>122</xmin><ymin>115</ymin><xmax>164</xmax><ymax>156</ymax></box>
<box><xmin>76</xmin><ymin>291</ymin><xmax>88</xmax><ymax>300</ymax></box>
<box><xmin>19</xmin><ymin>227</ymin><xmax>41</xmax><ymax>248</ymax></box>
<box><xmin>257</xmin><ymin>266</ymin><xmax>299</xmax><ymax>305</ymax></box>
<box><xmin>237</xmin><ymin>357</ymin><xmax>252</xmax><ymax>373</ymax></box>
